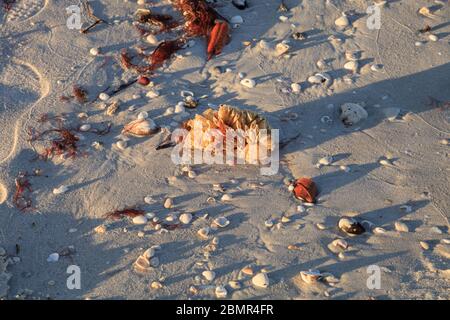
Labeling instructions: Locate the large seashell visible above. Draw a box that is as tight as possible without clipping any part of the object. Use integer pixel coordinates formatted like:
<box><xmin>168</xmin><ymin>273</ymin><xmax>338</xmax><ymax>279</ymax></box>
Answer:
<box><xmin>339</xmin><ymin>103</ymin><xmax>368</xmax><ymax>126</ymax></box>
<box><xmin>212</xmin><ymin>216</ymin><xmax>230</xmax><ymax>228</ymax></box>
<box><xmin>300</xmin><ymin>269</ymin><xmax>322</xmax><ymax>284</ymax></box>
<box><xmin>122</xmin><ymin>119</ymin><xmax>158</xmax><ymax>137</ymax></box>
<box><xmin>252</xmin><ymin>272</ymin><xmax>269</xmax><ymax>288</ymax></box>
<box><xmin>338</xmin><ymin>217</ymin><xmax>365</xmax><ymax>235</ymax></box>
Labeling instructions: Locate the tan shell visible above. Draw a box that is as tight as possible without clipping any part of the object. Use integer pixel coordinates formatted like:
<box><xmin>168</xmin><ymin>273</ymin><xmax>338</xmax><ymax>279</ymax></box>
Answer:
<box><xmin>122</xmin><ymin>119</ymin><xmax>159</xmax><ymax>137</ymax></box>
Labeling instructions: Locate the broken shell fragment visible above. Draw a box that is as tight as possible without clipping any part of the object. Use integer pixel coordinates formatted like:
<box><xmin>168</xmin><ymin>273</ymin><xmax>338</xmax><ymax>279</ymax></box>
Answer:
<box><xmin>300</xmin><ymin>269</ymin><xmax>322</xmax><ymax>284</ymax></box>
<box><xmin>293</xmin><ymin>178</ymin><xmax>318</xmax><ymax>203</ymax></box>
<box><xmin>338</xmin><ymin>217</ymin><xmax>365</xmax><ymax>235</ymax></box>
<box><xmin>122</xmin><ymin>119</ymin><xmax>158</xmax><ymax>137</ymax></box>
<box><xmin>252</xmin><ymin>272</ymin><xmax>269</xmax><ymax>288</ymax></box>
<box><xmin>373</xmin><ymin>227</ymin><xmax>387</xmax><ymax>234</ymax></box>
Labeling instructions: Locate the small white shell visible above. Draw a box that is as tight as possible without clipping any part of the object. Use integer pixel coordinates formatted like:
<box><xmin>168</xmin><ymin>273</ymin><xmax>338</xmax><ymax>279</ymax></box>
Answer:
<box><xmin>395</xmin><ymin>221</ymin><xmax>409</xmax><ymax>232</ymax></box>
<box><xmin>146</xmin><ymin>34</ymin><xmax>158</xmax><ymax>45</ymax></box>
<box><xmin>164</xmin><ymin>198</ymin><xmax>173</xmax><ymax>209</ymax></box>
<box><xmin>143</xmin><ymin>248</ymin><xmax>156</xmax><ymax>259</ymax></box>
<box><xmin>79</xmin><ymin>124</ymin><xmax>91</xmax><ymax>132</ymax></box>
<box><xmin>328</xmin><ymin>239</ymin><xmax>348</xmax><ymax>253</ymax></box>
<box><xmin>428</xmin><ymin>34</ymin><xmax>438</xmax><ymax>42</ymax></box>
<box><xmin>132</xmin><ymin>215</ymin><xmax>148</xmax><ymax>225</ymax></box>
<box><xmin>99</xmin><ymin>92</ymin><xmax>110</xmax><ymax>101</ymax></box>
<box><xmin>221</xmin><ymin>194</ymin><xmax>233</xmax><ymax>201</ymax></box>
<box><xmin>240</xmin><ymin>78</ymin><xmax>256</xmax><ymax>89</ymax></box>
<box><xmin>144</xmin><ymin>195</ymin><xmax>155</xmax><ymax>204</ymax></box>
<box><xmin>230</xmin><ymin>15</ymin><xmax>243</xmax><ymax>24</ymax></box>
<box><xmin>318</xmin><ymin>156</ymin><xmax>333</xmax><ymax>166</ymax></box>
<box><xmin>291</xmin><ymin>83</ymin><xmax>301</xmax><ymax>93</ymax></box>
<box><xmin>373</xmin><ymin>227</ymin><xmax>387</xmax><ymax>234</ymax></box>
<box><xmin>47</xmin><ymin>253</ymin><xmax>60</xmax><ymax>263</ymax></box>
<box><xmin>53</xmin><ymin>185</ymin><xmax>69</xmax><ymax>195</ymax></box>
<box><xmin>202</xmin><ymin>270</ymin><xmax>216</xmax><ymax>281</ymax></box>
<box><xmin>252</xmin><ymin>272</ymin><xmax>269</xmax><ymax>288</ymax></box>
<box><xmin>213</xmin><ymin>216</ymin><xmax>230</xmax><ymax>228</ymax></box>
<box><xmin>179</xmin><ymin>213</ymin><xmax>193</xmax><ymax>225</ymax></box>
<box><xmin>90</xmin><ymin>47</ymin><xmax>100</xmax><ymax>56</ymax></box>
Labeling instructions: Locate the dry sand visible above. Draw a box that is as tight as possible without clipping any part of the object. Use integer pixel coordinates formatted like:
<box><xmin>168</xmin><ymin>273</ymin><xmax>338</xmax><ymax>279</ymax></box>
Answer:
<box><xmin>0</xmin><ymin>0</ymin><xmax>449</xmax><ymax>300</ymax></box>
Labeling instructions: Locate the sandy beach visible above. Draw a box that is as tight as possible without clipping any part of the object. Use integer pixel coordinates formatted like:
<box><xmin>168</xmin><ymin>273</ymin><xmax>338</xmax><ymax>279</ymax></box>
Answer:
<box><xmin>0</xmin><ymin>0</ymin><xmax>449</xmax><ymax>300</ymax></box>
